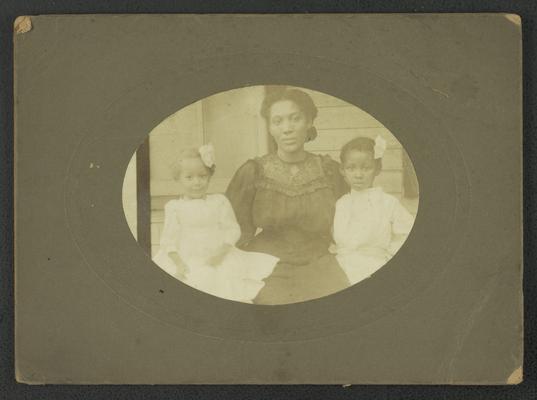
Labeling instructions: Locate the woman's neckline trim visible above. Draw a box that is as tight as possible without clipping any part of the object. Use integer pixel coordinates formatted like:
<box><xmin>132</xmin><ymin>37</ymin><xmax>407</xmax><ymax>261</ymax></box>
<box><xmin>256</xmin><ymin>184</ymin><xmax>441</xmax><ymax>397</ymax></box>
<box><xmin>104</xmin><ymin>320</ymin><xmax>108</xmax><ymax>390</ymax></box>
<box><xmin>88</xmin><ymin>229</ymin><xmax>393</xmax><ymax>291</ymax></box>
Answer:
<box><xmin>273</xmin><ymin>151</ymin><xmax>314</xmax><ymax>164</ymax></box>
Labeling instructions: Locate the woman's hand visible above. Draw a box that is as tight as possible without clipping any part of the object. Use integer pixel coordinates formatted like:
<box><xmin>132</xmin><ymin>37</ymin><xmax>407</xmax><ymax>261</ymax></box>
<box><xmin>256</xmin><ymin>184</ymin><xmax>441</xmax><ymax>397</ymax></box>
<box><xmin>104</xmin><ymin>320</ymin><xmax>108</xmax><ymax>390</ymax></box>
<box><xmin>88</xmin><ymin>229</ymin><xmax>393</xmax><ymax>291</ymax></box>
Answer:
<box><xmin>168</xmin><ymin>251</ymin><xmax>189</xmax><ymax>280</ymax></box>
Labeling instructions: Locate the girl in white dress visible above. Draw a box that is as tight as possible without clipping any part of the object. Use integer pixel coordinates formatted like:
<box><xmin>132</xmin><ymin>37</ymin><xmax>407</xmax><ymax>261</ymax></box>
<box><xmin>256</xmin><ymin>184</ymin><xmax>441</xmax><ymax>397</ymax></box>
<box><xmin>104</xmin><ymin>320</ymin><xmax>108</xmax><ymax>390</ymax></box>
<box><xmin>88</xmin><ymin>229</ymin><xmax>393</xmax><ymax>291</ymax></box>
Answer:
<box><xmin>333</xmin><ymin>136</ymin><xmax>415</xmax><ymax>285</ymax></box>
<box><xmin>153</xmin><ymin>144</ymin><xmax>278</xmax><ymax>303</ymax></box>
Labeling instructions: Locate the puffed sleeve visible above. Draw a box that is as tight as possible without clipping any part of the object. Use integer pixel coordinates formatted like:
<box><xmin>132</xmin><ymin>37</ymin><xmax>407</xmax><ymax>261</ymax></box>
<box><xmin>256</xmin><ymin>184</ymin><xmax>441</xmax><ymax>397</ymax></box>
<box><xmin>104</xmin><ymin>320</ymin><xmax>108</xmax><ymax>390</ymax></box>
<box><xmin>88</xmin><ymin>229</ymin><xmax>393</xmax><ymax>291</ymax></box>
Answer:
<box><xmin>225</xmin><ymin>159</ymin><xmax>258</xmax><ymax>247</ymax></box>
<box><xmin>388</xmin><ymin>199</ymin><xmax>415</xmax><ymax>256</ymax></box>
<box><xmin>159</xmin><ymin>201</ymin><xmax>179</xmax><ymax>254</ymax></box>
<box><xmin>217</xmin><ymin>195</ymin><xmax>242</xmax><ymax>246</ymax></box>
<box><xmin>332</xmin><ymin>196</ymin><xmax>355</xmax><ymax>253</ymax></box>
<box><xmin>321</xmin><ymin>155</ymin><xmax>349</xmax><ymax>200</ymax></box>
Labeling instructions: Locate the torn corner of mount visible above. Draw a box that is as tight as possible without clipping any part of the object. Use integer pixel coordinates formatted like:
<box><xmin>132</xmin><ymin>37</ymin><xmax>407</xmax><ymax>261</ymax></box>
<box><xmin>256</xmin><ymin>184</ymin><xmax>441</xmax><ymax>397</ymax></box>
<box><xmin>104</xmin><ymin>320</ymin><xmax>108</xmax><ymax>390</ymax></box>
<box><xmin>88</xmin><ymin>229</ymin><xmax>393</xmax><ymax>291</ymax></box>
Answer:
<box><xmin>504</xmin><ymin>14</ymin><xmax>522</xmax><ymax>27</ymax></box>
<box><xmin>507</xmin><ymin>366</ymin><xmax>523</xmax><ymax>385</ymax></box>
<box><xmin>14</xmin><ymin>16</ymin><xmax>33</xmax><ymax>35</ymax></box>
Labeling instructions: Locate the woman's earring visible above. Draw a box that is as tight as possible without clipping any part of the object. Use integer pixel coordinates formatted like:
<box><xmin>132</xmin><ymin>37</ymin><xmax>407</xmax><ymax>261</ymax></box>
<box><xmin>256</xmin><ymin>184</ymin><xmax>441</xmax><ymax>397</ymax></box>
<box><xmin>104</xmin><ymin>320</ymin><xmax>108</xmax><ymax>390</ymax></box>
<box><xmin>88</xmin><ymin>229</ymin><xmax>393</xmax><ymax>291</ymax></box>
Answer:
<box><xmin>307</xmin><ymin>126</ymin><xmax>318</xmax><ymax>142</ymax></box>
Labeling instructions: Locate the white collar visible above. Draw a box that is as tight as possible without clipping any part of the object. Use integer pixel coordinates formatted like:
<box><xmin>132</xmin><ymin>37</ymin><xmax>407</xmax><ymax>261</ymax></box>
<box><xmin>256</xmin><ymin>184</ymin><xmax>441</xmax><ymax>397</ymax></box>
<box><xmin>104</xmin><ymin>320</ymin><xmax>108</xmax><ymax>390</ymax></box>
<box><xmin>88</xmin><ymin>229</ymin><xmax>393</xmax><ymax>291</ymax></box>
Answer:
<box><xmin>179</xmin><ymin>194</ymin><xmax>208</xmax><ymax>201</ymax></box>
<box><xmin>350</xmin><ymin>187</ymin><xmax>381</xmax><ymax>197</ymax></box>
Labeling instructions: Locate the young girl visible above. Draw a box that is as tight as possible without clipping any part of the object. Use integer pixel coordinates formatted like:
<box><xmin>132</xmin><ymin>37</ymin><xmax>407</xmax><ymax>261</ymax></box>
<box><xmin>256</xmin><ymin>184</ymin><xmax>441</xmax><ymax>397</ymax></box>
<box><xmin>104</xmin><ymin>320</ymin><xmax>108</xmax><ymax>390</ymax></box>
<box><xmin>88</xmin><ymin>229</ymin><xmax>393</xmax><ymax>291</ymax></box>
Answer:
<box><xmin>332</xmin><ymin>136</ymin><xmax>416</xmax><ymax>285</ymax></box>
<box><xmin>152</xmin><ymin>144</ymin><xmax>279</xmax><ymax>303</ymax></box>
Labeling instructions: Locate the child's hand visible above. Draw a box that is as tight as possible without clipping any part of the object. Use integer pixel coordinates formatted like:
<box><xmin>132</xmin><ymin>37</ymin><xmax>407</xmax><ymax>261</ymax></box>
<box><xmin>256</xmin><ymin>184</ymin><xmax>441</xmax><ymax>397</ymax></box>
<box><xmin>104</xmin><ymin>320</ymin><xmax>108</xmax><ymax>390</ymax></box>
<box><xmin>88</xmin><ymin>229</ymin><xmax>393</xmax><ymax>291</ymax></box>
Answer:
<box><xmin>169</xmin><ymin>252</ymin><xmax>189</xmax><ymax>280</ymax></box>
<box><xmin>207</xmin><ymin>243</ymin><xmax>232</xmax><ymax>267</ymax></box>
<box><xmin>328</xmin><ymin>242</ymin><xmax>338</xmax><ymax>255</ymax></box>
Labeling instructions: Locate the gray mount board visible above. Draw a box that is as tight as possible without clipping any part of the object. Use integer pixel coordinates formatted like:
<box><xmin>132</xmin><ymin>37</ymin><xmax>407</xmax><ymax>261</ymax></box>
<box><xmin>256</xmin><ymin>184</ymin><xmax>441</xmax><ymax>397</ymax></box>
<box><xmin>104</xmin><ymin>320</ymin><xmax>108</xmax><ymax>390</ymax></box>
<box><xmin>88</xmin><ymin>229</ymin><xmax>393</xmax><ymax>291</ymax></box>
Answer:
<box><xmin>14</xmin><ymin>14</ymin><xmax>522</xmax><ymax>384</ymax></box>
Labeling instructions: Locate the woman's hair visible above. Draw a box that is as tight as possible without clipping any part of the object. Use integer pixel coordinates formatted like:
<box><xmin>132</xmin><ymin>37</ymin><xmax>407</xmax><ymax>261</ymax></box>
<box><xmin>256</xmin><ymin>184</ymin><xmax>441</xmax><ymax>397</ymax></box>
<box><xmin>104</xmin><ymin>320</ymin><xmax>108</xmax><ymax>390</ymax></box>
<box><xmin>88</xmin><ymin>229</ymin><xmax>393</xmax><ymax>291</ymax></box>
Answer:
<box><xmin>260</xmin><ymin>86</ymin><xmax>319</xmax><ymax>141</ymax></box>
<box><xmin>171</xmin><ymin>147</ymin><xmax>215</xmax><ymax>180</ymax></box>
<box><xmin>339</xmin><ymin>137</ymin><xmax>382</xmax><ymax>171</ymax></box>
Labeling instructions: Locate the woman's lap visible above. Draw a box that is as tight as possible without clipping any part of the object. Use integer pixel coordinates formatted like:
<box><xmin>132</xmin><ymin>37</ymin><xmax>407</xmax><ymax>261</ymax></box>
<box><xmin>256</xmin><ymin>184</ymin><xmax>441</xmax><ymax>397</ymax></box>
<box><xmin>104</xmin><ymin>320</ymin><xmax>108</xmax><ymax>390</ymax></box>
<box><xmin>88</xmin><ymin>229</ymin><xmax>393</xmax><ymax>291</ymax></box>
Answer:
<box><xmin>253</xmin><ymin>253</ymin><xmax>350</xmax><ymax>305</ymax></box>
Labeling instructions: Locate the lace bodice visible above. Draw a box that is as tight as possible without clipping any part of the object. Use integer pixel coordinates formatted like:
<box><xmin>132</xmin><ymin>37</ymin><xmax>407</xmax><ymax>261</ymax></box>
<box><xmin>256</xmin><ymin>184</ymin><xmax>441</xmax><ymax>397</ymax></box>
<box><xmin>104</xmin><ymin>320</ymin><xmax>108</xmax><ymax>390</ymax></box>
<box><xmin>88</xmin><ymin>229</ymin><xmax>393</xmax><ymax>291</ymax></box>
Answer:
<box><xmin>226</xmin><ymin>152</ymin><xmax>348</xmax><ymax>249</ymax></box>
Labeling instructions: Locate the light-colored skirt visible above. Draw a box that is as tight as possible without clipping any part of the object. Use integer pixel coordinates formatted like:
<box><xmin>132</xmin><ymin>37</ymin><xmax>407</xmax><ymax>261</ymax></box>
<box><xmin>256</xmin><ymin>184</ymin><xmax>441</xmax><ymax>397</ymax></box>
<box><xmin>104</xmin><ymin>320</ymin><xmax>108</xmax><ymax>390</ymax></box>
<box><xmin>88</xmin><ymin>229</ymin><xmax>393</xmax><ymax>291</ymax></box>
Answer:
<box><xmin>153</xmin><ymin>247</ymin><xmax>278</xmax><ymax>303</ymax></box>
<box><xmin>336</xmin><ymin>247</ymin><xmax>390</xmax><ymax>285</ymax></box>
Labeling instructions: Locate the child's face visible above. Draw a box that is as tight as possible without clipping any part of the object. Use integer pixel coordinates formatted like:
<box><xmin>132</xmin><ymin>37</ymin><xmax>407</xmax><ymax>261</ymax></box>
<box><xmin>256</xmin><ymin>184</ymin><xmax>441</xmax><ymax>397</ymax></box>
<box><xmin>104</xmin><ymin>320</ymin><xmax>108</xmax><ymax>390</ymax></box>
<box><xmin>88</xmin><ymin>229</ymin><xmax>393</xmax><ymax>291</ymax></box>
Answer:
<box><xmin>341</xmin><ymin>150</ymin><xmax>380</xmax><ymax>191</ymax></box>
<box><xmin>178</xmin><ymin>157</ymin><xmax>211</xmax><ymax>199</ymax></box>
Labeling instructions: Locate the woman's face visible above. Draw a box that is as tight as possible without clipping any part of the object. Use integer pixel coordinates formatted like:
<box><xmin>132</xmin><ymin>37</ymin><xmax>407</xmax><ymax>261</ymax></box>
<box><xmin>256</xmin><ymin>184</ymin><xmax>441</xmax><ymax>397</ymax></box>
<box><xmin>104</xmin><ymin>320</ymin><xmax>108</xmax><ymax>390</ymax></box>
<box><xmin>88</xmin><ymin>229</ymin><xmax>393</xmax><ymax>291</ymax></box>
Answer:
<box><xmin>268</xmin><ymin>100</ymin><xmax>312</xmax><ymax>154</ymax></box>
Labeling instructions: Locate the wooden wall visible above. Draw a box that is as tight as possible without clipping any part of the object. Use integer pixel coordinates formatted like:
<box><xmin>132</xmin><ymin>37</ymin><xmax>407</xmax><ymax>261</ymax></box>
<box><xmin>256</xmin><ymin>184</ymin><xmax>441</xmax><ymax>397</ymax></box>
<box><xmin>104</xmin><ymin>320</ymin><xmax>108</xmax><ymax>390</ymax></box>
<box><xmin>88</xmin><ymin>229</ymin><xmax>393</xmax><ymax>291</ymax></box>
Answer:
<box><xmin>148</xmin><ymin>86</ymin><xmax>268</xmax><ymax>256</ymax></box>
<box><xmin>121</xmin><ymin>86</ymin><xmax>419</xmax><ymax>256</ymax></box>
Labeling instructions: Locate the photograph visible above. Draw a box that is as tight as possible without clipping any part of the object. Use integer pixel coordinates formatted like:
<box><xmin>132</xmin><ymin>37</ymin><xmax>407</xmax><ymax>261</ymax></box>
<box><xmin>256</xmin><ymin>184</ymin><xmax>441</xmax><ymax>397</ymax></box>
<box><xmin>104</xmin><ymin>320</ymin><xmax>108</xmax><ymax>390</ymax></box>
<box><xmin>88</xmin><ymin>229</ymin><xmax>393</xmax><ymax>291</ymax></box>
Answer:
<box><xmin>122</xmin><ymin>85</ymin><xmax>420</xmax><ymax>304</ymax></box>
<box><xmin>12</xmin><ymin>12</ymin><xmax>524</xmax><ymax>386</ymax></box>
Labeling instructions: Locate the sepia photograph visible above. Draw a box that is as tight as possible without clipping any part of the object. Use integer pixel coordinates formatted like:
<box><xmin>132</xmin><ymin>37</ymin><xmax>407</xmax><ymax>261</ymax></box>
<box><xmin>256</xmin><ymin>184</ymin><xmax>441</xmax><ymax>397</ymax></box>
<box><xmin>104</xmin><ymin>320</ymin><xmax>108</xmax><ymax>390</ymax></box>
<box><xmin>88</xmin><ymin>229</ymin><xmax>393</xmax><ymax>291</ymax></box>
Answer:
<box><xmin>13</xmin><ymin>12</ymin><xmax>524</xmax><ymax>386</ymax></box>
<box><xmin>122</xmin><ymin>85</ymin><xmax>419</xmax><ymax>304</ymax></box>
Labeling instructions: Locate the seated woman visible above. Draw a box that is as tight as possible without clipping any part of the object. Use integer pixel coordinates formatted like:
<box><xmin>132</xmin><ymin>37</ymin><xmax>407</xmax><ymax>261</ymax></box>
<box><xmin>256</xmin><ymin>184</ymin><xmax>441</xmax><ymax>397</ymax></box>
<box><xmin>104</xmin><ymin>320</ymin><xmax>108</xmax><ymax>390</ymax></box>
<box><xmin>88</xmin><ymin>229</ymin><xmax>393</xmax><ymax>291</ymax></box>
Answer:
<box><xmin>226</xmin><ymin>86</ymin><xmax>351</xmax><ymax>305</ymax></box>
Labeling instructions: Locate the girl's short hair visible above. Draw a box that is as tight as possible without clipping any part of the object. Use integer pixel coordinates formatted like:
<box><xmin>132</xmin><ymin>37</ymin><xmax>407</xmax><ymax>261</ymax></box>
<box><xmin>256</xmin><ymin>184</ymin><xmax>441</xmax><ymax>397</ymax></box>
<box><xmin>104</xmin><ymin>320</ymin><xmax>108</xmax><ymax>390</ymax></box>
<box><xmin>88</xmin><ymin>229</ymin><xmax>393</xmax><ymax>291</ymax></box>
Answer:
<box><xmin>340</xmin><ymin>137</ymin><xmax>382</xmax><ymax>171</ymax></box>
<box><xmin>260</xmin><ymin>86</ymin><xmax>319</xmax><ymax>141</ymax></box>
<box><xmin>171</xmin><ymin>147</ymin><xmax>215</xmax><ymax>180</ymax></box>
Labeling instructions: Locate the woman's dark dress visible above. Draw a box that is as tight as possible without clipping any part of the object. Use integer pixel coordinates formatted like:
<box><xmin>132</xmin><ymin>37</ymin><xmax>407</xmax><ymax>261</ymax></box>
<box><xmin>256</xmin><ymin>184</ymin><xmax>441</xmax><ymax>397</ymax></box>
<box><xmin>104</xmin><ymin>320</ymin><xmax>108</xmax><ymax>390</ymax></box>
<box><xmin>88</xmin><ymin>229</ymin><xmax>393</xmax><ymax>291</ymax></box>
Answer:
<box><xmin>225</xmin><ymin>152</ymin><xmax>351</xmax><ymax>305</ymax></box>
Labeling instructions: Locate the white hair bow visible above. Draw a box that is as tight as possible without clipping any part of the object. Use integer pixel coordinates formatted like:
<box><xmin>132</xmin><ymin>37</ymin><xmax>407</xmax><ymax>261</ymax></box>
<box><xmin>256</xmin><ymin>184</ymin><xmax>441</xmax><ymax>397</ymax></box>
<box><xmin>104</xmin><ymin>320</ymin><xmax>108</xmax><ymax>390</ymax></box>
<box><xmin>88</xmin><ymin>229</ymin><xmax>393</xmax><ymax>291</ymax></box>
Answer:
<box><xmin>374</xmin><ymin>136</ymin><xmax>387</xmax><ymax>159</ymax></box>
<box><xmin>199</xmin><ymin>143</ymin><xmax>215</xmax><ymax>168</ymax></box>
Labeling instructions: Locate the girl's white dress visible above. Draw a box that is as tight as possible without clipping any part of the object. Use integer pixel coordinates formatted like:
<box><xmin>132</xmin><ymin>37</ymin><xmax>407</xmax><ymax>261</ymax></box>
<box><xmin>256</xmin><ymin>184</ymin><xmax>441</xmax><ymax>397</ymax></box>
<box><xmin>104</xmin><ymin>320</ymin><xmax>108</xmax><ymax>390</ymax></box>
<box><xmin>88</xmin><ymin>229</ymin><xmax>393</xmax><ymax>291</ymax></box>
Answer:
<box><xmin>333</xmin><ymin>187</ymin><xmax>415</xmax><ymax>285</ymax></box>
<box><xmin>153</xmin><ymin>194</ymin><xmax>278</xmax><ymax>303</ymax></box>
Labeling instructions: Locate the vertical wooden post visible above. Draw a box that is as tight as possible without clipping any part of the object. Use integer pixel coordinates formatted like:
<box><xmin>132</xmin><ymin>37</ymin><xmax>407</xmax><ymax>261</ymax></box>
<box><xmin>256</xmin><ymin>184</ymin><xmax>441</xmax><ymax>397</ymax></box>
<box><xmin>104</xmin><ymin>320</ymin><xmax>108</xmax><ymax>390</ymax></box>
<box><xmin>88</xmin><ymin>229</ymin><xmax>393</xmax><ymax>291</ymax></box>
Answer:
<box><xmin>136</xmin><ymin>138</ymin><xmax>151</xmax><ymax>253</ymax></box>
<box><xmin>264</xmin><ymin>85</ymin><xmax>284</xmax><ymax>153</ymax></box>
